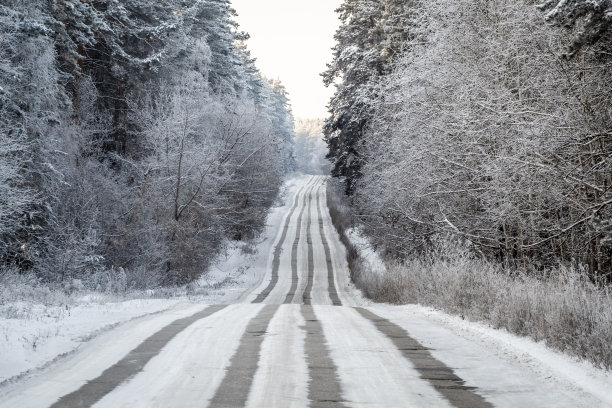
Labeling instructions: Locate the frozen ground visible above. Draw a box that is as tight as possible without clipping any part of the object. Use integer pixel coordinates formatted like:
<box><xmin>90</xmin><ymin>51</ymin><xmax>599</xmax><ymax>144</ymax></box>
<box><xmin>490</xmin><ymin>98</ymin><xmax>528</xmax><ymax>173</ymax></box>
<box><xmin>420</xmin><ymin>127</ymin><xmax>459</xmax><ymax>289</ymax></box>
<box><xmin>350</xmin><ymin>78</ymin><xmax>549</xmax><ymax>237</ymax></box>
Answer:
<box><xmin>0</xmin><ymin>298</ymin><xmax>188</xmax><ymax>384</ymax></box>
<box><xmin>345</xmin><ymin>227</ymin><xmax>612</xmax><ymax>406</ymax></box>
<box><xmin>0</xmin><ymin>175</ymin><xmax>310</xmax><ymax>388</ymax></box>
<box><xmin>368</xmin><ymin>303</ymin><xmax>612</xmax><ymax>407</ymax></box>
<box><xmin>0</xmin><ymin>174</ymin><xmax>610</xmax><ymax>408</ymax></box>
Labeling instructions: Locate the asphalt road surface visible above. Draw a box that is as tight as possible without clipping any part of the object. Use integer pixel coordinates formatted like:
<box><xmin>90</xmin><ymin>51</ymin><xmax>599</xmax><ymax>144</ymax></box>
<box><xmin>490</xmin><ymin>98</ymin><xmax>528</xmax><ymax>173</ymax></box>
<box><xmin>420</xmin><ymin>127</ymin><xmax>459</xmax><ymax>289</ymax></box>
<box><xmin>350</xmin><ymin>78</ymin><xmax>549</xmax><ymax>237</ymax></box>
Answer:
<box><xmin>0</xmin><ymin>176</ymin><xmax>605</xmax><ymax>408</ymax></box>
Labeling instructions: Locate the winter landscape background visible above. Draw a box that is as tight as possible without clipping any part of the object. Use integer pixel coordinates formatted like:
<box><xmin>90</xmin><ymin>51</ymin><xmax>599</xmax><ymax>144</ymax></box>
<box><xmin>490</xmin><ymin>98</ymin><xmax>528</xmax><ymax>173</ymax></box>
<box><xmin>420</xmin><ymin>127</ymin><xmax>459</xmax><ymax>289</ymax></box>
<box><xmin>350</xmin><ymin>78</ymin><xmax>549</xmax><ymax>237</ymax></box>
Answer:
<box><xmin>0</xmin><ymin>0</ymin><xmax>611</xmax><ymax>405</ymax></box>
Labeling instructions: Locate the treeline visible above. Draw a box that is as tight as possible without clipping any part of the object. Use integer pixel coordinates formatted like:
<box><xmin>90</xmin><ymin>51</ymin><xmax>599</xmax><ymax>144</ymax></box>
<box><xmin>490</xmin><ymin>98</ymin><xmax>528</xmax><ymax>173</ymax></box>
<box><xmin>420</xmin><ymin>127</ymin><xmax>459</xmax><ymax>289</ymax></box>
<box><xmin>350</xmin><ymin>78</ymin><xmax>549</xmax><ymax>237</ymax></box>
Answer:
<box><xmin>294</xmin><ymin>119</ymin><xmax>330</xmax><ymax>175</ymax></box>
<box><xmin>325</xmin><ymin>0</ymin><xmax>612</xmax><ymax>278</ymax></box>
<box><xmin>0</xmin><ymin>1</ymin><xmax>295</xmax><ymax>287</ymax></box>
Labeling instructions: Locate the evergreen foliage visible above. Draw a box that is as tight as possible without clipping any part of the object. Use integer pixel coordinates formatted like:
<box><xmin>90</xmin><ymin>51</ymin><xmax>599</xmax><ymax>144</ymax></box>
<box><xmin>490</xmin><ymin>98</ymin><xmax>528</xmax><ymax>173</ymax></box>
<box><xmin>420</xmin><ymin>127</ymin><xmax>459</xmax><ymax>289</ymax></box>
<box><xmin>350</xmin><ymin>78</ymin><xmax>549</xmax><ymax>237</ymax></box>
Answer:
<box><xmin>322</xmin><ymin>0</ymin><xmax>414</xmax><ymax>194</ymax></box>
<box><xmin>539</xmin><ymin>0</ymin><xmax>612</xmax><ymax>56</ymax></box>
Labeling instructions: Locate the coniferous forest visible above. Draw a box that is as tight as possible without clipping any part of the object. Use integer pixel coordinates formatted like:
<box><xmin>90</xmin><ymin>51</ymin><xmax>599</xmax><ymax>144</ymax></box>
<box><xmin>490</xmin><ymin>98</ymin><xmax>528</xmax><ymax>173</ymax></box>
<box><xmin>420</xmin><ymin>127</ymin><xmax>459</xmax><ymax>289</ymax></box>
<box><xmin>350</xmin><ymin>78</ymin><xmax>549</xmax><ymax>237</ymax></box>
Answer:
<box><xmin>0</xmin><ymin>0</ymin><xmax>295</xmax><ymax>288</ymax></box>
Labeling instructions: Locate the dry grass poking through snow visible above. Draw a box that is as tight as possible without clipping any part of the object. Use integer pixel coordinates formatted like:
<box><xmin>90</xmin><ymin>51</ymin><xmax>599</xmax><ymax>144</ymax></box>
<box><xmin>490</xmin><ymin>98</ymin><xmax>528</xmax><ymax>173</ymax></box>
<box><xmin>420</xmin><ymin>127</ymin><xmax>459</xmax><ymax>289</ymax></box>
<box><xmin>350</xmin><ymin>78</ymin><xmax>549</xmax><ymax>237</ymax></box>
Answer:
<box><xmin>326</xmin><ymin>183</ymin><xmax>612</xmax><ymax>370</ymax></box>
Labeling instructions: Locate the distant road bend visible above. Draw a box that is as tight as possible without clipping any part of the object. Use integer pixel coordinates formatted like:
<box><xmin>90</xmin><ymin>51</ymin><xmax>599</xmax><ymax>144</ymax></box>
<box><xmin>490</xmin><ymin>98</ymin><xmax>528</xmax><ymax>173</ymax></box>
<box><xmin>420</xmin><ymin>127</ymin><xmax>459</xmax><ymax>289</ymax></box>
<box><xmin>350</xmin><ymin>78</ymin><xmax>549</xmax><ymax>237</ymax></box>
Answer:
<box><xmin>0</xmin><ymin>175</ymin><xmax>602</xmax><ymax>408</ymax></box>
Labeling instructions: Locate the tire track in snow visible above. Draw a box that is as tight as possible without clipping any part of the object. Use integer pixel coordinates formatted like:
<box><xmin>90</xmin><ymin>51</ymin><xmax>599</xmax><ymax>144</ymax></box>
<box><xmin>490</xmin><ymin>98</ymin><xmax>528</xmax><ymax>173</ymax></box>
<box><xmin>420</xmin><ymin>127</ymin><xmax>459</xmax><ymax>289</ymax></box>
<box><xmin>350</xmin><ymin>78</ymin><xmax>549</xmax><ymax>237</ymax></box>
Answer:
<box><xmin>301</xmin><ymin>305</ymin><xmax>348</xmax><ymax>408</ymax></box>
<box><xmin>252</xmin><ymin>177</ymin><xmax>314</xmax><ymax>304</ymax></box>
<box><xmin>316</xmin><ymin>180</ymin><xmax>343</xmax><ymax>306</ymax></box>
<box><xmin>208</xmin><ymin>305</ymin><xmax>279</xmax><ymax>408</ymax></box>
<box><xmin>354</xmin><ymin>307</ymin><xmax>493</xmax><ymax>408</ymax></box>
<box><xmin>302</xmin><ymin>182</ymin><xmax>319</xmax><ymax>305</ymax></box>
<box><xmin>284</xmin><ymin>181</ymin><xmax>316</xmax><ymax>304</ymax></box>
<box><xmin>49</xmin><ymin>305</ymin><xmax>228</xmax><ymax>408</ymax></box>
<box><xmin>245</xmin><ymin>305</ymin><xmax>309</xmax><ymax>407</ymax></box>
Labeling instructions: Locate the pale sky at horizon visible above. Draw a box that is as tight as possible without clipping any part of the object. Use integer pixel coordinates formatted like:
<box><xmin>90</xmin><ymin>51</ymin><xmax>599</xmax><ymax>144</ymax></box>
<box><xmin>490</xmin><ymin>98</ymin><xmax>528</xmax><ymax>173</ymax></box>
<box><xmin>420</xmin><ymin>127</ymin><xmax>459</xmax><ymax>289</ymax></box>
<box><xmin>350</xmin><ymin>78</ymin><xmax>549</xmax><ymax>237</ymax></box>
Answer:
<box><xmin>230</xmin><ymin>0</ymin><xmax>342</xmax><ymax>120</ymax></box>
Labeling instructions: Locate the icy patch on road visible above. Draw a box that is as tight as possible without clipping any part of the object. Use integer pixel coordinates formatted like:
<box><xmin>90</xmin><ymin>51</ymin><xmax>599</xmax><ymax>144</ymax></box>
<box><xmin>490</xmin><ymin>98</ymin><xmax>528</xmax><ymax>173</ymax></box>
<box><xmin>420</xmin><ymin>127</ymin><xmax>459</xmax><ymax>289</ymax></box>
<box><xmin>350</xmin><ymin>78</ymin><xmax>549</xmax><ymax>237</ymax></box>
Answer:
<box><xmin>247</xmin><ymin>305</ymin><xmax>308</xmax><ymax>408</ymax></box>
<box><xmin>94</xmin><ymin>304</ymin><xmax>260</xmax><ymax>408</ymax></box>
<box><xmin>316</xmin><ymin>305</ymin><xmax>453</xmax><ymax>408</ymax></box>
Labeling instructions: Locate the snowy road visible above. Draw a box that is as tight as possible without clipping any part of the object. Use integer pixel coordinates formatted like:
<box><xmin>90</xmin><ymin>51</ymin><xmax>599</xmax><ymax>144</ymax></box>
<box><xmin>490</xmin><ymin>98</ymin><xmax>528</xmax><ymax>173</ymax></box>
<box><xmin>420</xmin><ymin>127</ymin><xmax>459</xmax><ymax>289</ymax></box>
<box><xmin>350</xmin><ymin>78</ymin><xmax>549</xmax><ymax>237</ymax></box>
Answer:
<box><xmin>0</xmin><ymin>175</ymin><xmax>609</xmax><ymax>408</ymax></box>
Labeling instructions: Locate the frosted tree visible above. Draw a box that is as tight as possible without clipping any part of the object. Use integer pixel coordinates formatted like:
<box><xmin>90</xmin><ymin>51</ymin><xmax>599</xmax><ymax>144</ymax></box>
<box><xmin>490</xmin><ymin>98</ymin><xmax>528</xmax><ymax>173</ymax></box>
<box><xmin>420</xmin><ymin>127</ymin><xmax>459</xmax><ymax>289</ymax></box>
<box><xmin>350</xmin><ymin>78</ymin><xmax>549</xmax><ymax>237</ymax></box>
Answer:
<box><xmin>184</xmin><ymin>0</ymin><xmax>243</xmax><ymax>95</ymax></box>
<box><xmin>130</xmin><ymin>74</ymin><xmax>284</xmax><ymax>283</ymax></box>
<box><xmin>261</xmin><ymin>78</ymin><xmax>296</xmax><ymax>174</ymax></box>
<box><xmin>0</xmin><ymin>1</ymin><xmax>66</xmax><ymax>270</ymax></box>
<box><xmin>234</xmin><ymin>34</ymin><xmax>265</xmax><ymax>104</ymax></box>
<box><xmin>356</xmin><ymin>0</ymin><xmax>612</xmax><ymax>277</ymax></box>
<box><xmin>323</xmin><ymin>0</ymin><xmax>416</xmax><ymax>194</ymax></box>
<box><xmin>0</xmin><ymin>5</ymin><xmax>31</xmax><ymax>251</ymax></box>
<box><xmin>294</xmin><ymin>119</ymin><xmax>330</xmax><ymax>174</ymax></box>
<box><xmin>539</xmin><ymin>0</ymin><xmax>612</xmax><ymax>56</ymax></box>
<box><xmin>0</xmin><ymin>0</ymin><xmax>296</xmax><ymax>286</ymax></box>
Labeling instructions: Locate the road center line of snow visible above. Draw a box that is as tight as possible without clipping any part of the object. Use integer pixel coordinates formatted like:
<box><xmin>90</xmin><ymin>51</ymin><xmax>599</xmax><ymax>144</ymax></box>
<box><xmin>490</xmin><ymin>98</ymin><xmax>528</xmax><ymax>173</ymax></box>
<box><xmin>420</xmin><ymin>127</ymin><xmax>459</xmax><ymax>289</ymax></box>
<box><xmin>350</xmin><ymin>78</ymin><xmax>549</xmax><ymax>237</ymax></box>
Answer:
<box><xmin>285</xmin><ymin>181</ymin><xmax>315</xmax><ymax>304</ymax></box>
<box><xmin>49</xmin><ymin>305</ymin><xmax>228</xmax><ymax>408</ymax></box>
<box><xmin>252</xmin><ymin>177</ymin><xmax>314</xmax><ymax>304</ymax></box>
<box><xmin>208</xmin><ymin>304</ymin><xmax>279</xmax><ymax>408</ymax></box>
<box><xmin>302</xmin><ymin>182</ymin><xmax>318</xmax><ymax>305</ymax></box>
<box><xmin>316</xmin><ymin>181</ymin><xmax>343</xmax><ymax>306</ymax></box>
<box><xmin>300</xmin><ymin>305</ymin><xmax>348</xmax><ymax>408</ymax></box>
<box><xmin>354</xmin><ymin>307</ymin><xmax>493</xmax><ymax>408</ymax></box>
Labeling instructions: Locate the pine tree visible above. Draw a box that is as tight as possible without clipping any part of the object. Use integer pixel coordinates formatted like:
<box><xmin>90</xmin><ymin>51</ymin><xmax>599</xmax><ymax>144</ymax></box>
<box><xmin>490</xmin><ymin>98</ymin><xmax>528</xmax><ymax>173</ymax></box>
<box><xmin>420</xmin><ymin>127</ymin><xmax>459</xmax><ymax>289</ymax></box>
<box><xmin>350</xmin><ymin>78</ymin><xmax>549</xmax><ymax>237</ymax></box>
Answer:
<box><xmin>322</xmin><ymin>0</ymin><xmax>415</xmax><ymax>194</ymax></box>
<box><xmin>263</xmin><ymin>78</ymin><xmax>296</xmax><ymax>173</ymax></box>
<box><xmin>539</xmin><ymin>0</ymin><xmax>612</xmax><ymax>56</ymax></box>
<box><xmin>186</xmin><ymin>0</ymin><xmax>243</xmax><ymax>95</ymax></box>
<box><xmin>235</xmin><ymin>33</ymin><xmax>264</xmax><ymax>103</ymax></box>
<box><xmin>0</xmin><ymin>0</ymin><xmax>70</xmax><ymax>269</ymax></box>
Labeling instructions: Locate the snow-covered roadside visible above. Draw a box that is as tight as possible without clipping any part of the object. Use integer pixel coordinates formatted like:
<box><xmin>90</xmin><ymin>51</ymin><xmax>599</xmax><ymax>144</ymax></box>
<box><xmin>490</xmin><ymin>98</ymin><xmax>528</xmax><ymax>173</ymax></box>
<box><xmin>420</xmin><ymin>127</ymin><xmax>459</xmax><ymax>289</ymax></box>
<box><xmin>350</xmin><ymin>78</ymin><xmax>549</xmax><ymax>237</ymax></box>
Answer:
<box><xmin>344</xmin><ymin>230</ymin><xmax>612</xmax><ymax>406</ymax></box>
<box><xmin>372</xmin><ymin>304</ymin><xmax>612</xmax><ymax>407</ymax></box>
<box><xmin>0</xmin><ymin>303</ymin><xmax>210</xmax><ymax>406</ymax></box>
<box><xmin>0</xmin><ymin>174</ymin><xmax>309</xmax><ymax>387</ymax></box>
<box><xmin>0</xmin><ymin>298</ymin><xmax>186</xmax><ymax>384</ymax></box>
<box><xmin>202</xmin><ymin>173</ymin><xmax>313</xmax><ymax>304</ymax></box>
<box><xmin>345</xmin><ymin>227</ymin><xmax>386</xmax><ymax>276</ymax></box>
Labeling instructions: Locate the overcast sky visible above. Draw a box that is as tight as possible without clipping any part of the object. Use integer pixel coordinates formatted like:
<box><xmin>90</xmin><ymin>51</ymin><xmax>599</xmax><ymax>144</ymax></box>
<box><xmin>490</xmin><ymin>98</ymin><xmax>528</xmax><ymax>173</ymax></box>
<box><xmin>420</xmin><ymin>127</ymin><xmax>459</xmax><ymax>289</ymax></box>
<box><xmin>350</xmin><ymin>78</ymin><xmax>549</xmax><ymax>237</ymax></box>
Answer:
<box><xmin>230</xmin><ymin>0</ymin><xmax>342</xmax><ymax>119</ymax></box>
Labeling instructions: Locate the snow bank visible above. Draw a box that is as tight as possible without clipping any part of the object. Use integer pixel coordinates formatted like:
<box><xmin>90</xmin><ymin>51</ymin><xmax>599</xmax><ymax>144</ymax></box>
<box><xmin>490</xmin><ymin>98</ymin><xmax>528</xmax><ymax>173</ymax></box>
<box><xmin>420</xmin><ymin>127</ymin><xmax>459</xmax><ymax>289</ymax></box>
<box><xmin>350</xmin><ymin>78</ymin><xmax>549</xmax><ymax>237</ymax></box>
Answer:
<box><xmin>346</xmin><ymin>227</ymin><xmax>386</xmax><ymax>276</ymax></box>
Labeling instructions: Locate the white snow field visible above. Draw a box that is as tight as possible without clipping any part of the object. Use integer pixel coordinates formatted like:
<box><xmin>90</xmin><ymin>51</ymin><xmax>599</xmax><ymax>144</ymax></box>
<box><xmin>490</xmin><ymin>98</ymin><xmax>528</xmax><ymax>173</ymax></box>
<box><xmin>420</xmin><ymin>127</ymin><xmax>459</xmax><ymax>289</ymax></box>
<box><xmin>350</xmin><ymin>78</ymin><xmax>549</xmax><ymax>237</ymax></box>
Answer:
<box><xmin>0</xmin><ymin>175</ymin><xmax>610</xmax><ymax>408</ymax></box>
